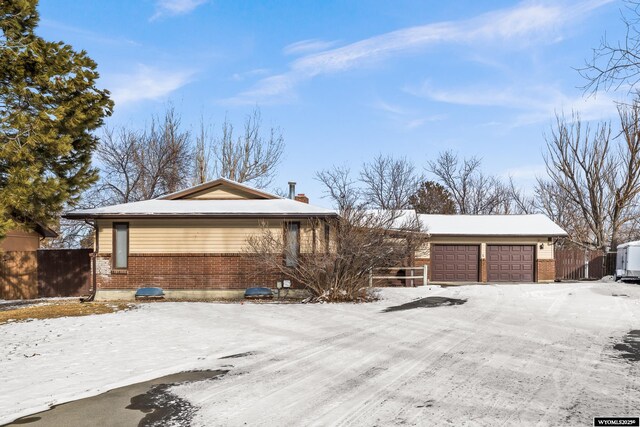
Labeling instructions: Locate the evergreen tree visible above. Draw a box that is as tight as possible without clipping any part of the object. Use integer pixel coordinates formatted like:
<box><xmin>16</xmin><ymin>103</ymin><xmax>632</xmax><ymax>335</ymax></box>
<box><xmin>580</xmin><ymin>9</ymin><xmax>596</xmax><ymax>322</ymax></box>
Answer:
<box><xmin>410</xmin><ymin>181</ymin><xmax>457</xmax><ymax>215</ymax></box>
<box><xmin>0</xmin><ymin>0</ymin><xmax>112</xmax><ymax>239</ymax></box>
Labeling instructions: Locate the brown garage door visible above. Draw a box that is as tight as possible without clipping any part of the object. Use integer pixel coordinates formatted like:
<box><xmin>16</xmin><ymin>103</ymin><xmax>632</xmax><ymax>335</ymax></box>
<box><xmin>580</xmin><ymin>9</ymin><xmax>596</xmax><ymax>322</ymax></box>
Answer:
<box><xmin>431</xmin><ymin>245</ymin><xmax>479</xmax><ymax>282</ymax></box>
<box><xmin>487</xmin><ymin>245</ymin><xmax>535</xmax><ymax>282</ymax></box>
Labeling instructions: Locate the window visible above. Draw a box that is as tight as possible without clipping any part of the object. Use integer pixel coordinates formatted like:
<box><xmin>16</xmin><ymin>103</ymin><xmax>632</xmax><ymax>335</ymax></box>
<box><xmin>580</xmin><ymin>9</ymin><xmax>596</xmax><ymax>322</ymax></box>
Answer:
<box><xmin>284</xmin><ymin>222</ymin><xmax>300</xmax><ymax>267</ymax></box>
<box><xmin>113</xmin><ymin>222</ymin><xmax>129</xmax><ymax>269</ymax></box>
<box><xmin>324</xmin><ymin>223</ymin><xmax>330</xmax><ymax>254</ymax></box>
<box><xmin>312</xmin><ymin>225</ymin><xmax>317</xmax><ymax>254</ymax></box>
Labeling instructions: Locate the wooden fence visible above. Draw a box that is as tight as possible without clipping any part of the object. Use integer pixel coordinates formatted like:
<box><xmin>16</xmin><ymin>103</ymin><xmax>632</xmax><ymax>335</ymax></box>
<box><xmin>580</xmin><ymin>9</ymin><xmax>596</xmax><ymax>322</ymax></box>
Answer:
<box><xmin>369</xmin><ymin>266</ymin><xmax>428</xmax><ymax>287</ymax></box>
<box><xmin>37</xmin><ymin>249</ymin><xmax>92</xmax><ymax>298</ymax></box>
<box><xmin>555</xmin><ymin>248</ymin><xmax>616</xmax><ymax>280</ymax></box>
<box><xmin>0</xmin><ymin>251</ymin><xmax>38</xmax><ymax>299</ymax></box>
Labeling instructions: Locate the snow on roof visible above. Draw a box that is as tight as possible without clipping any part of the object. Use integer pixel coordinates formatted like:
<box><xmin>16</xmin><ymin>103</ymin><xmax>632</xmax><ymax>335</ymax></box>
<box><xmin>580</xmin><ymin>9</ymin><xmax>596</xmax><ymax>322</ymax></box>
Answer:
<box><xmin>418</xmin><ymin>214</ymin><xmax>567</xmax><ymax>236</ymax></box>
<box><xmin>64</xmin><ymin>198</ymin><xmax>337</xmax><ymax>219</ymax></box>
<box><xmin>617</xmin><ymin>240</ymin><xmax>640</xmax><ymax>249</ymax></box>
<box><xmin>158</xmin><ymin>177</ymin><xmax>282</xmax><ymax>200</ymax></box>
<box><xmin>365</xmin><ymin>209</ymin><xmax>420</xmax><ymax>230</ymax></box>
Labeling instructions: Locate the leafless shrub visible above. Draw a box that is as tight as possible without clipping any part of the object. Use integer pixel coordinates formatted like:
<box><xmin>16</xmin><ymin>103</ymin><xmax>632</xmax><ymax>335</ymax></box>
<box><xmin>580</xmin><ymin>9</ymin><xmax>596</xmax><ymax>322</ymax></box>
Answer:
<box><xmin>246</xmin><ymin>166</ymin><xmax>427</xmax><ymax>302</ymax></box>
<box><xmin>246</xmin><ymin>210</ymin><xmax>425</xmax><ymax>302</ymax></box>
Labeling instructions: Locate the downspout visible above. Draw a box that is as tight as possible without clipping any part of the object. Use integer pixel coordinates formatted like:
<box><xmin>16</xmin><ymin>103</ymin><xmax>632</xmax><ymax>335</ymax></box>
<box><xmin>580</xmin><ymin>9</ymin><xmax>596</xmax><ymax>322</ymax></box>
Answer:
<box><xmin>81</xmin><ymin>219</ymin><xmax>98</xmax><ymax>302</ymax></box>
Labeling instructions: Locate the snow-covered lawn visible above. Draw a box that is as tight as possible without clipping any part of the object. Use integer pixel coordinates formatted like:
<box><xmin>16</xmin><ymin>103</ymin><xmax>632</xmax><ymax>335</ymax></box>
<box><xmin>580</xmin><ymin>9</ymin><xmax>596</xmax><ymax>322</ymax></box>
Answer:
<box><xmin>1</xmin><ymin>282</ymin><xmax>639</xmax><ymax>426</ymax></box>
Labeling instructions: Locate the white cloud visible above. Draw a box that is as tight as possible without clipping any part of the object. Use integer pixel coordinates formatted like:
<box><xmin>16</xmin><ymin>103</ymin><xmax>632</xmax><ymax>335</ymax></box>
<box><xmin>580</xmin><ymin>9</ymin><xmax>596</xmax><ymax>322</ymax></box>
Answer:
<box><xmin>151</xmin><ymin>0</ymin><xmax>208</xmax><ymax>21</ymax></box>
<box><xmin>283</xmin><ymin>39</ymin><xmax>339</xmax><ymax>56</ymax></box>
<box><xmin>107</xmin><ymin>65</ymin><xmax>195</xmax><ymax>107</ymax></box>
<box><xmin>40</xmin><ymin>19</ymin><xmax>140</xmax><ymax>46</ymax></box>
<box><xmin>371</xmin><ymin>100</ymin><xmax>447</xmax><ymax>130</ymax></box>
<box><xmin>225</xmin><ymin>0</ymin><xmax>614</xmax><ymax>104</ymax></box>
<box><xmin>230</xmin><ymin>68</ymin><xmax>270</xmax><ymax>82</ymax></box>
<box><xmin>407</xmin><ymin>82</ymin><xmax>621</xmax><ymax>127</ymax></box>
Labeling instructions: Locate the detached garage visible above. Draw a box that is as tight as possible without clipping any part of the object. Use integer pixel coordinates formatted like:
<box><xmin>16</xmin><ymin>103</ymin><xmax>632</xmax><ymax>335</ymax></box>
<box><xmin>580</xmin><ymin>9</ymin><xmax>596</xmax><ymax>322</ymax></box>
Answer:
<box><xmin>415</xmin><ymin>214</ymin><xmax>567</xmax><ymax>283</ymax></box>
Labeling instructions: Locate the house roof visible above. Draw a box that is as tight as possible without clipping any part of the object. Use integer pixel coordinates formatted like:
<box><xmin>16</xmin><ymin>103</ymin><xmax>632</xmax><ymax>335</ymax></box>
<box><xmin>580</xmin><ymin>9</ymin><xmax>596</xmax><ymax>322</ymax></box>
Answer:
<box><xmin>64</xmin><ymin>198</ymin><xmax>337</xmax><ymax>219</ymax></box>
<box><xmin>34</xmin><ymin>223</ymin><xmax>58</xmax><ymax>238</ymax></box>
<box><xmin>418</xmin><ymin>214</ymin><xmax>568</xmax><ymax>237</ymax></box>
<box><xmin>65</xmin><ymin>178</ymin><xmax>336</xmax><ymax>219</ymax></box>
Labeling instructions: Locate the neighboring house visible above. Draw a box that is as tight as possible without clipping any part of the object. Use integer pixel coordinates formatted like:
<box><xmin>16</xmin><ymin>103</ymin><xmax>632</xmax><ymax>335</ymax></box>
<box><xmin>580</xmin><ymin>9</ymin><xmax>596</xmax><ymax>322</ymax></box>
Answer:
<box><xmin>0</xmin><ymin>225</ymin><xmax>57</xmax><ymax>299</ymax></box>
<box><xmin>64</xmin><ymin>178</ymin><xmax>338</xmax><ymax>300</ymax></box>
<box><xmin>414</xmin><ymin>214</ymin><xmax>568</xmax><ymax>283</ymax></box>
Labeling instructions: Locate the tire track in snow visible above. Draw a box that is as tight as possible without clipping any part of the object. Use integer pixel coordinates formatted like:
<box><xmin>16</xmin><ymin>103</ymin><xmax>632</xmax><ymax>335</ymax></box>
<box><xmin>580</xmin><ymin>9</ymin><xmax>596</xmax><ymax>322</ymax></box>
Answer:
<box><xmin>306</xmin><ymin>287</ymin><xmax>504</xmax><ymax>426</ymax></box>
<box><xmin>188</xmin><ymin>291</ymin><xmax>483</xmax><ymax>424</ymax></box>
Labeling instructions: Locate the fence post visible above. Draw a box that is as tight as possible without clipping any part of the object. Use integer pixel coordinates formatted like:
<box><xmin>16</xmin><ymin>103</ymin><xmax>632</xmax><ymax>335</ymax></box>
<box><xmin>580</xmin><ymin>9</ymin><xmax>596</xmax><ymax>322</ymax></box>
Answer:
<box><xmin>584</xmin><ymin>249</ymin><xmax>589</xmax><ymax>279</ymax></box>
<box><xmin>368</xmin><ymin>268</ymin><xmax>373</xmax><ymax>287</ymax></box>
<box><xmin>423</xmin><ymin>265</ymin><xmax>428</xmax><ymax>286</ymax></box>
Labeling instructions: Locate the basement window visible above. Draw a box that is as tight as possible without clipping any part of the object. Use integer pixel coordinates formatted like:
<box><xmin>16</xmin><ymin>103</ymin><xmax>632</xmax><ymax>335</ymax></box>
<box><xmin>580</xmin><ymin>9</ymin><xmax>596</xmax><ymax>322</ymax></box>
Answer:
<box><xmin>113</xmin><ymin>222</ymin><xmax>129</xmax><ymax>270</ymax></box>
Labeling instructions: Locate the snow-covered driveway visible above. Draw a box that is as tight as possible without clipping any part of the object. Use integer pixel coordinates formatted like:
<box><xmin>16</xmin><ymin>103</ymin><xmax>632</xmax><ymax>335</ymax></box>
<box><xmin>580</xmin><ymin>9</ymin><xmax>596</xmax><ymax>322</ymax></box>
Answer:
<box><xmin>1</xmin><ymin>282</ymin><xmax>639</xmax><ymax>426</ymax></box>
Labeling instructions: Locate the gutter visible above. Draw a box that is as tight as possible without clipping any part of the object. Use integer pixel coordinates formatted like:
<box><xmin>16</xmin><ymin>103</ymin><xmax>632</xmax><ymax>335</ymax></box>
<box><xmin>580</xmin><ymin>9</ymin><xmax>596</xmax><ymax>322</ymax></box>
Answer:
<box><xmin>63</xmin><ymin>212</ymin><xmax>339</xmax><ymax>220</ymax></box>
<box><xmin>427</xmin><ymin>233</ymin><xmax>569</xmax><ymax>238</ymax></box>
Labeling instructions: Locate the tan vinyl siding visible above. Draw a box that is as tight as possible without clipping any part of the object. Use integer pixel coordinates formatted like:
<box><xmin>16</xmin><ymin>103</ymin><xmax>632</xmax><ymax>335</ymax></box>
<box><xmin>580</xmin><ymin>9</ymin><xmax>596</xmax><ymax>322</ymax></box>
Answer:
<box><xmin>97</xmin><ymin>221</ymin><xmax>113</xmax><ymax>253</ymax></box>
<box><xmin>0</xmin><ymin>230</ymin><xmax>40</xmax><ymax>252</ymax></box>
<box><xmin>97</xmin><ymin>218</ymin><xmax>319</xmax><ymax>254</ymax></box>
<box><xmin>187</xmin><ymin>186</ymin><xmax>264</xmax><ymax>200</ymax></box>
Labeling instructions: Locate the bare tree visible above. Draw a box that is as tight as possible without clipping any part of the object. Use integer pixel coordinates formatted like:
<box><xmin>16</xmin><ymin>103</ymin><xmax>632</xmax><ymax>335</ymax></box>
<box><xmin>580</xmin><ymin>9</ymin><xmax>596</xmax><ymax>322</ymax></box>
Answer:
<box><xmin>534</xmin><ymin>179</ymin><xmax>591</xmax><ymax>247</ymax></box>
<box><xmin>540</xmin><ymin>105</ymin><xmax>640</xmax><ymax>249</ymax></box>
<box><xmin>136</xmin><ymin>107</ymin><xmax>192</xmax><ymax>199</ymax></box>
<box><xmin>609</xmin><ymin>99</ymin><xmax>640</xmax><ymax>245</ymax></box>
<box><xmin>210</xmin><ymin>108</ymin><xmax>285</xmax><ymax>188</ymax></box>
<box><xmin>360</xmin><ymin>155</ymin><xmax>421</xmax><ymax>209</ymax></box>
<box><xmin>427</xmin><ymin>151</ymin><xmax>510</xmax><ymax>214</ymax></box>
<box><xmin>506</xmin><ymin>177</ymin><xmax>538</xmax><ymax>214</ymax></box>
<box><xmin>580</xmin><ymin>1</ymin><xmax>640</xmax><ymax>94</ymax></box>
<box><xmin>96</xmin><ymin>106</ymin><xmax>192</xmax><ymax>204</ymax></box>
<box><xmin>410</xmin><ymin>181</ymin><xmax>457</xmax><ymax>214</ymax></box>
<box><xmin>97</xmin><ymin>127</ymin><xmax>142</xmax><ymax>204</ymax></box>
<box><xmin>315</xmin><ymin>165</ymin><xmax>362</xmax><ymax>213</ymax></box>
<box><xmin>193</xmin><ymin>119</ymin><xmax>214</xmax><ymax>185</ymax></box>
<box><xmin>541</xmin><ymin>113</ymin><xmax>611</xmax><ymax>249</ymax></box>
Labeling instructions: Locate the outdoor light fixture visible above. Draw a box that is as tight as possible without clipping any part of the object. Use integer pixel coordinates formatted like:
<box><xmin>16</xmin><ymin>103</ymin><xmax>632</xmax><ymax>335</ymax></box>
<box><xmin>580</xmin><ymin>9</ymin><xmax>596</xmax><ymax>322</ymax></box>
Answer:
<box><xmin>539</xmin><ymin>243</ymin><xmax>544</xmax><ymax>250</ymax></box>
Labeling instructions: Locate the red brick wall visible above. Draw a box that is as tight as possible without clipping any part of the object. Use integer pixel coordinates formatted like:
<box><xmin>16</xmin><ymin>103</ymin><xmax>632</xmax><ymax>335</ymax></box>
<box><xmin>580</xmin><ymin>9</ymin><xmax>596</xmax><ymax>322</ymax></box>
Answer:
<box><xmin>96</xmin><ymin>253</ymin><xmax>289</xmax><ymax>290</ymax></box>
<box><xmin>480</xmin><ymin>259</ymin><xmax>487</xmax><ymax>283</ymax></box>
<box><xmin>537</xmin><ymin>259</ymin><xmax>555</xmax><ymax>282</ymax></box>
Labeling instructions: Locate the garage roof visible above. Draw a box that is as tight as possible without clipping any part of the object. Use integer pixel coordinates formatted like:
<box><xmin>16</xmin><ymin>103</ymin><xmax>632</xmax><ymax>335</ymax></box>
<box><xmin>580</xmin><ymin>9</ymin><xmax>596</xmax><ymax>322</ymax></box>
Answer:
<box><xmin>418</xmin><ymin>214</ymin><xmax>567</xmax><ymax>237</ymax></box>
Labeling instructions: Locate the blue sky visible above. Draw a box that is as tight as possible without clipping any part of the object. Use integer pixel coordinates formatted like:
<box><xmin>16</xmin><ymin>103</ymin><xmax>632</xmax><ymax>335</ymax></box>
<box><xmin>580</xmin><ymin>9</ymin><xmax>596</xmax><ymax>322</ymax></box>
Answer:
<box><xmin>39</xmin><ymin>0</ymin><xmax>627</xmax><ymax>207</ymax></box>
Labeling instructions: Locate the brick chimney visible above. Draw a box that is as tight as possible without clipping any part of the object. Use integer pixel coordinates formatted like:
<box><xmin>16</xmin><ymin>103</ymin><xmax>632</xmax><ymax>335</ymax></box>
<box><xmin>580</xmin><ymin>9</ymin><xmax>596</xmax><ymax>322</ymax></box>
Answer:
<box><xmin>294</xmin><ymin>193</ymin><xmax>309</xmax><ymax>204</ymax></box>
